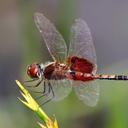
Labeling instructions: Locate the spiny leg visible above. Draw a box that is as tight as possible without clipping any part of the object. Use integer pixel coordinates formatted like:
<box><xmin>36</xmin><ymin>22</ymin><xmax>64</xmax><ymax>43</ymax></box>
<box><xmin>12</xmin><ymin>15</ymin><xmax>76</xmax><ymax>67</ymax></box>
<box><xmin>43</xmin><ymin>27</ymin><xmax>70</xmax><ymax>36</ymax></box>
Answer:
<box><xmin>26</xmin><ymin>80</ymin><xmax>45</xmax><ymax>94</ymax></box>
<box><xmin>23</xmin><ymin>78</ymin><xmax>38</xmax><ymax>83</ymax></box>
<box><xmin>41</xmin><ymin>82</ymin><xmax>55</xmax><ymax>106</ymax></box>
<box><xmin>34</xmin><ymin>81</ymin><xmax>46</xmax><ymax>93</ymax></box>
<box><xmin>23</xmin><ymin>78</ymin><xmax>38</xmax><ymax>87</ymax></box>
<box><xmin>33</xmin><ymin>81</ymin><xmax>55</xmax><ymax>106</ymax></box>
<box><xmin>34</xmin><ymin>79</ymin><xmax>43</xmax><ymax>87</ymax></box>
<box><xmin>43</xmin><ymin>81</ymin><xmax>46</xmax><ymax>93</ymax></box>
<box><xmin>25</xmin><ymin>79</ymin><xmax>43</xmax><ymax>88</ymax></box>
<box><xmin>35</xmin><ymin>81</ymin><xmax>50</xmax><ymax>100</ymax></box>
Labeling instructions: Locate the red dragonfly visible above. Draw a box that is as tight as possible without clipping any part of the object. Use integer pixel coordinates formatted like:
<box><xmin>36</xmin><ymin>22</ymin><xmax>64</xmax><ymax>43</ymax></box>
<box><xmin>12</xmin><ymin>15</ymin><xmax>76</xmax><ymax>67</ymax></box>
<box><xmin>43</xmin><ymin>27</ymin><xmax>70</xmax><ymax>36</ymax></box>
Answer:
<box><xmin>27</xmin><ymin>12</ymin><xmax>128</xmax><ymax>107</ymax></box>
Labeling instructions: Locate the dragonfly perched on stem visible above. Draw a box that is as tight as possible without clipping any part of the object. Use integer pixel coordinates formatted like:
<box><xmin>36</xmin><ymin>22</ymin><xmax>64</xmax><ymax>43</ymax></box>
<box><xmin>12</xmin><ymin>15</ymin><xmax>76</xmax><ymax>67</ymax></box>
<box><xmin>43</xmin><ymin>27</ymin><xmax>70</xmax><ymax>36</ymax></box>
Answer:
<box><xmin>26</xmin><ymin>12</ymin><xmax>128</xmax><ymax>107</ymax></box>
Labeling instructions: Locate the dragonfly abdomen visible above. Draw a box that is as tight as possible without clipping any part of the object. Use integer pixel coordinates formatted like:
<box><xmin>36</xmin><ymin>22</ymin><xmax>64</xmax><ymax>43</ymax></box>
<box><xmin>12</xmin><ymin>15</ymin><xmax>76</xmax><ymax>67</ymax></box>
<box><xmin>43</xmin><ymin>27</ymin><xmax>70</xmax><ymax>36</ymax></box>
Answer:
<box><xmin>95</xmin><ymin>74</ymin><xmax>128</xmax><ymax>80</ymax></box>
<box><xmin>67</xmin><ymin>71</ymin><xmax>95</xmax><ymax>81</ymax></box>
<box><xmin>67</xmin><ymin>71</ymin><xmax>128</xmax><ymax>81</ymax></box>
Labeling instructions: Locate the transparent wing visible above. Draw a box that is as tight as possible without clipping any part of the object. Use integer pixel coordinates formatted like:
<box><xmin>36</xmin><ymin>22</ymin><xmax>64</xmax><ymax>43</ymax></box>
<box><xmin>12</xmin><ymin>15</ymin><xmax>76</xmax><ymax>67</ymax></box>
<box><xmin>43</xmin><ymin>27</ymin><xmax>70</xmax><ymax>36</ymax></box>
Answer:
<box><xmin>34</xmin><ymin>12</ymin><xmax>67</xmax><ymax>62</ymax></box>
<box><xmin>74</xmin><ymin>80</ymin><xmax>99</xmax><ymax>107</ymax></box>
<box><xmin>49</xmin><ymin>79</ymin><xmax>72</xmax><ymax>101</ymax></box>
<box><xmin>69</xmin><ymin>19</ymin><xmax>97</xmax><ymax>65</ymax></box>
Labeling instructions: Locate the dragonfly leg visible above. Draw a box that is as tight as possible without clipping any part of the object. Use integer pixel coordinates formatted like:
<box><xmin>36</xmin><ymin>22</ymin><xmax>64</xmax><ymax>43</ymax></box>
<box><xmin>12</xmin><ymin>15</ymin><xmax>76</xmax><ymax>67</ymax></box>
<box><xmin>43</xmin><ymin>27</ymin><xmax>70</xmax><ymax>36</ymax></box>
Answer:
<box><xmin>32</xmin><ymin>81</ymin><xmax>54</xmax><ymax>106</ymax></box>
<box><xmin>26</xmin><ymin>80</ymin><xmax>45</xmax><ymax>94</ymax></box>
<box><xmin>35</xmin><ymin>81</ymin><xmax>51</xmax><ymax>100</ymax></box>
<box><xmin>34</xmin><ymin>79</ymin><xmax>43</xmax><ymax>87</ymax></box>
<box><xmin>23</xmin><ymin>78</ymin><xmax>38</xmax><ymax>84</ymax></box>
<box><xmin>43</xmin><ymin>81</ymin><xmax>46</xmax><ymax>93</ymax></box>
<box><xmin>25</xmin><ymin>79</ymin><xmax>43</xmax><ymax>88</ymax></box>
<box><xmin>40</xmin><ymin>82</ymin><xmax>55</xmax><ymax>106</ymax></box>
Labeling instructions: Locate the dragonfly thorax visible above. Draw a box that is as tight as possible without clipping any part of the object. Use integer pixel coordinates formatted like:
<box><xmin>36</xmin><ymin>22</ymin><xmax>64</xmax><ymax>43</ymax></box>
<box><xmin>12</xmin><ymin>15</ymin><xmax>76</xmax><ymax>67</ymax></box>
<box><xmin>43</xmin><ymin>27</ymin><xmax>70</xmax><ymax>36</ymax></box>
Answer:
<box><xmin>42</xmin><ymin>62</ymin><xmax>68</xmax><ymax>80</ymax></box>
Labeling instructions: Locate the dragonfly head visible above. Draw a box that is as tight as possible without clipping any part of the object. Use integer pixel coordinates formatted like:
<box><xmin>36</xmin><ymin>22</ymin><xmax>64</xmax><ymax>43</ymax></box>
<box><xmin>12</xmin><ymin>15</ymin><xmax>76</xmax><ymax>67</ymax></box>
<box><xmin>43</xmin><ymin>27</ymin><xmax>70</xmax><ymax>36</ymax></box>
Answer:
<box><xmin>27</xmin><ymin>63</ymin><xmax>44</xmax><ymax>79</ymax></box>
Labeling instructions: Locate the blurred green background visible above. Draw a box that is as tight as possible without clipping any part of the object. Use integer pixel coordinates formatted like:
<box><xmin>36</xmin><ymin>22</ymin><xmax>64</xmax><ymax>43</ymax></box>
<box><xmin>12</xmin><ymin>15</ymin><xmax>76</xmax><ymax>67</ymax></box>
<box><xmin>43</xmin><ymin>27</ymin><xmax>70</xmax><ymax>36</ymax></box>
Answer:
<box><xmin>1</xmin><ymin>0</ymin><xmax>128</xmax><ymax>128</ymax></box>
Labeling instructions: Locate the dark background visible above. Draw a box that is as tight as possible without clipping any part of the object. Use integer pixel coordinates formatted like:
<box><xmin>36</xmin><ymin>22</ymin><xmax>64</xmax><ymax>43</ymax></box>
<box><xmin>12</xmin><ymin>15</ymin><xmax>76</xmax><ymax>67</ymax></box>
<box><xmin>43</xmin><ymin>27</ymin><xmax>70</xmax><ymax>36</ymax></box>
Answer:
<box><xmin>1</xmin><ymin>0</ymin><xmax>128</xmax><ymax>128</ymax></box>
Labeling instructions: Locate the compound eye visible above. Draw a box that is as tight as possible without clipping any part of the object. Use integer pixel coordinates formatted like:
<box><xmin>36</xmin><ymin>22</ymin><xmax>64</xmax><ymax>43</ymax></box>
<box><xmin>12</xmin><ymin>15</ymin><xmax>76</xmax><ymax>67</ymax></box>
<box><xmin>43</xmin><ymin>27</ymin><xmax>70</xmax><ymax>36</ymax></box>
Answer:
<box><xmin>27</xmin><ymin>64</ymin><xmax>39</xmax><ymax>78</ymax></box>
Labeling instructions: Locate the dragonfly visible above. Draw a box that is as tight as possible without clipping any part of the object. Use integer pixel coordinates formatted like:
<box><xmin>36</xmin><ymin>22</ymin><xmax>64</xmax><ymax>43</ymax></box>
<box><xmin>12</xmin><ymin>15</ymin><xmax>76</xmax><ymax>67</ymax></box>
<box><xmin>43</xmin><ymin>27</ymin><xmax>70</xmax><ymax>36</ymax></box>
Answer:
<box><xmin>27</xmin><ymin>12</ymin><xmax>128</xmax><ymax>107</ymax></box>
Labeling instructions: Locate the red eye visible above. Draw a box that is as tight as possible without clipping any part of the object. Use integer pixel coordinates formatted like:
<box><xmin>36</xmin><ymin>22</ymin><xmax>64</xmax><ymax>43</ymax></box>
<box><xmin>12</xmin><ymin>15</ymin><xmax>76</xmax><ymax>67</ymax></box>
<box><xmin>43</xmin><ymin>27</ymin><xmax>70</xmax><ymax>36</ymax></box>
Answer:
<box><xmin>27</xmin><ymin>64</ymin><xmax>39</xmax><ymax>78</ymax></box>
